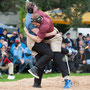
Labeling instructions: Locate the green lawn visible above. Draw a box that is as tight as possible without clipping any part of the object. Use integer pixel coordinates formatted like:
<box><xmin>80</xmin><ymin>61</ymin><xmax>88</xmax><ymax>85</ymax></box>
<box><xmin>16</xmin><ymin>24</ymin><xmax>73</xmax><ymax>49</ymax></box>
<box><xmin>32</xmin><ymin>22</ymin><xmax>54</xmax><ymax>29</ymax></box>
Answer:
<box><xmin>0</xmin><ymin>73</ymin><xmax>90</xmax><ymax>82</ymax></box>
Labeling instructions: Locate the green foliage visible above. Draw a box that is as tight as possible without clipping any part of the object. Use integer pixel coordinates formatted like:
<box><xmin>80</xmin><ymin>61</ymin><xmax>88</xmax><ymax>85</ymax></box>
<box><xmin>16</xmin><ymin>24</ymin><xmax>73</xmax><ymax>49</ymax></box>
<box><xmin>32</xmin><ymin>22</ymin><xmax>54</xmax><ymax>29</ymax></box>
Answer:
<box><xmin>0</xmin><ymin>0</ymin><xmax>25</xmax><ymax>14</ymax></box>
<box><xmin>59</xmin><ymin>0</ymin><xmax>90</xmax><ymax>30</ymax></box>
<box><xmin>19</xmin><ymin>6</ymin><xmax>26</xmax><ymax>35</ymax></box>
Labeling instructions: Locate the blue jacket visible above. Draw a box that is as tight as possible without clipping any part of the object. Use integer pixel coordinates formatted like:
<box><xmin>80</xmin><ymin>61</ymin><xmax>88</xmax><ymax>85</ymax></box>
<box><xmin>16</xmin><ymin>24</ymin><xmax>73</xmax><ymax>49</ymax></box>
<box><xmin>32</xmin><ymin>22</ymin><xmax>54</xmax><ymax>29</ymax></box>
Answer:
<box><xmin>25</xmin><ymin>13</ymin><xmax>36</xmax><ymax>35</ymax></box>
<box><xmin>13</xmin><ymin>47</ymin><xmax>23</xmax><ymax>64</ymax></box>
<box><xmin>24</xmin><ymin>47</ymin><xmax>33</xmax><ymax>61</ymax></box>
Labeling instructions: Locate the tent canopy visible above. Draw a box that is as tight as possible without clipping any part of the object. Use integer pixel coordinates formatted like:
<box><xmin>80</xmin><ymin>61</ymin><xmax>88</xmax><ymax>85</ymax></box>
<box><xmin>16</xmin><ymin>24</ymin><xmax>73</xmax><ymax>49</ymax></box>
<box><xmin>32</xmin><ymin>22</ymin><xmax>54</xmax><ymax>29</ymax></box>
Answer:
<box><xmin>45</xmin><ymin>8</ymin><xmax>90</xmax><ymax>24</ymax></box>
<box><xmin>0</xmin><ymin>22</ymin><xmax>19</xmax><ymax>34</ymax></box>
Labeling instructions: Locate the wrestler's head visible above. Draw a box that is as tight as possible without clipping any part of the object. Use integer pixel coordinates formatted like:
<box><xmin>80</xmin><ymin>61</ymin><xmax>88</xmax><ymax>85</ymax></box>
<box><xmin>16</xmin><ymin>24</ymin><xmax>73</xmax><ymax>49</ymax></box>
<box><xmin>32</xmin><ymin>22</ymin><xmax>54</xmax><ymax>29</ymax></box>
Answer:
<box><xmin>25</xmin><ymin>2</ymin><xmax>38</xmax><ymax>13</ymax></box>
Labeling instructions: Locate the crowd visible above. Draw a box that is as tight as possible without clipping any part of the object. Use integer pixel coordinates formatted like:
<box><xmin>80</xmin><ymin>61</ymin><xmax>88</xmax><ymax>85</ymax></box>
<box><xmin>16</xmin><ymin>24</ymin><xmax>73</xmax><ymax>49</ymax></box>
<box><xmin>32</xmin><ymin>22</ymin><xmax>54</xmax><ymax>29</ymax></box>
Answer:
<box><xmin>0</xmin><ymin>29</ymin><xmax>36</xmax><ymax>79</ymax></box>
<box><xmin>0</xmin><ymin>28</ymin><xmax>90</xmax><ymax>80</ymax></box>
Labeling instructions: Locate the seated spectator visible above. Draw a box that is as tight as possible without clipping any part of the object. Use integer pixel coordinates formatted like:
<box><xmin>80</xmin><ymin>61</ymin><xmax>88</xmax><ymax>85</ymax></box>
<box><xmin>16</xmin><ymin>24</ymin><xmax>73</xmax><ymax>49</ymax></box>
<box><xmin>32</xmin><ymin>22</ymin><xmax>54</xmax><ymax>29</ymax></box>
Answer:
<box><xmin>75</xmin><ymin>40</ymin><xmax>85</xmax><ymax>51</ymax></box>
<box><xmin>0</xmin><ymin>29</ymin><xmax>10</xmax><ymax>46</ymax></box>
<box><xmin>0</xmin><ymin>45</ymin><xmax>15</xmax><ymax>79</ymax></box>
<box><xmin>13</xmin><ymin>40</ymin><xmax>26</xmax><ymax>74</ymax></box>
<box><xmin>75</xmin><ymin>48</ymin><xmax>86</xmax><ymax>73</ymax></box>
<box><xmin>10</xmin><ymin>38</ymin><xmax>26</xmax><ymax>55</ymax></box>
<box><xmin>0</xmin><ymin>37</ymin><xmax>8</xmax><ymax>48</ymax></box>
<box><xmin>24</xmin><ymin>47</ymin><xmax>35</xmax><ymax>69</ymax></box>
<box><xmin>81</xmin><ymin>41</ymin><xmax>90</xmax><ymax>72</ymax></box>
<box><xmin>9</xmin><ymin>31</ymin><xmax>18</xmax><ymax>45</ymax></box>
<box><xmin>18</xmin><ymin>33</ymin><xmax>26</xmax><ymax>45</ymax></box>
<box><xmin>84</xmin><ymin>41</ymin><xmax>90</xmax><ymax>64</ymax></box>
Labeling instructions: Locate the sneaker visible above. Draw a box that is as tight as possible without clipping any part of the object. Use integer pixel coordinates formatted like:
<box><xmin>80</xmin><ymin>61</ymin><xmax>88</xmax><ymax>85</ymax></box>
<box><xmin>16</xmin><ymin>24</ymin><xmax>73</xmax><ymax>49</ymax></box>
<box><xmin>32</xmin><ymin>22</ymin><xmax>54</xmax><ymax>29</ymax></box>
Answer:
<box><xmin>33</xmin><ymin>83</ymin><xmax>41</xmax><ymax>88</ymax></box>
<box><xmin>64</xmin><ymin>79</ymin><xmax>72</xmax><ymax>89</ymax></box>
<box><xmin>28</xmin><ymin>66</ymin><xmax>39</xmax><ymax>79</ymax></box>
<box><xmin>45</xmin><ymin>69</ymin><xmax>52</xmax><ymax>74</ymax></box>
<box><xmin>0</xmin><ymin>73</ymin><xmax>3</xmax><ymax>79</ymax></box>
<box><xmin>7</xmin><ymin>75</ymin><xmax>15</xmax><ymax>80</ymax></box>
<box><xmin>76</xmin><ymin>70</ymin><xmax>83</xmax><ymax>74</ymax></box>
<box><xmin>17</xmin><ymin>72</ymin><xmax>22</xmax><ymax>74</ymax></box>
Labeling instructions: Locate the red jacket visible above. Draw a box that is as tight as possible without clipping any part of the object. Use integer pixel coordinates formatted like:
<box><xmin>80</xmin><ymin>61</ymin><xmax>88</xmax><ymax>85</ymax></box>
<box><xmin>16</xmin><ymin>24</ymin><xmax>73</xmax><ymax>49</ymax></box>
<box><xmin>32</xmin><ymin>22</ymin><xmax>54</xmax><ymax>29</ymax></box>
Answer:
<box><xmin>0</xmin><ymin>57</ymin><xmax>11</xmax><ymax>64</ymax></box>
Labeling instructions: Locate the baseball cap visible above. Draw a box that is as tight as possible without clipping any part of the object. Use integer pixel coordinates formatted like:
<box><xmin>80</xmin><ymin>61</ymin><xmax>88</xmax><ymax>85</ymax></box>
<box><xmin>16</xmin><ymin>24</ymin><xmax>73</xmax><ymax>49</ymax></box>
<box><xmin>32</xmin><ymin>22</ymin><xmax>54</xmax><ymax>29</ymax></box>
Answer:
<box><xmin>0</xmin><ymin>36</ymin><xmax>5</xmax><ymax>40</ymax></box>
<box><xmin>13</xmin><ymin>31</ymin><xmax>17</xmax><ymax>35</ymax></box>
<box><xmin>15</xmin><ymin>38</ymin><xmax>20</xmax><ymax>43</ymax></box>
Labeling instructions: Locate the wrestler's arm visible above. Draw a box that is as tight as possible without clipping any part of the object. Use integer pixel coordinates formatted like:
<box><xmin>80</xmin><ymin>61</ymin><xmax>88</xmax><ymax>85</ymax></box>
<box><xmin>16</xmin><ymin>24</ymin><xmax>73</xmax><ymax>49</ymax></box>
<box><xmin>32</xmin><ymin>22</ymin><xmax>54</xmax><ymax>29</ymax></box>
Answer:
<box><xmin>31</xmin><ymin>28</ymin><xmax>57</xmax><ymax>37</ymax></box>
<box><xmin>24</xmin><ymin>27</ymin><xmax>42</xmax><ymax>43</ymax></box>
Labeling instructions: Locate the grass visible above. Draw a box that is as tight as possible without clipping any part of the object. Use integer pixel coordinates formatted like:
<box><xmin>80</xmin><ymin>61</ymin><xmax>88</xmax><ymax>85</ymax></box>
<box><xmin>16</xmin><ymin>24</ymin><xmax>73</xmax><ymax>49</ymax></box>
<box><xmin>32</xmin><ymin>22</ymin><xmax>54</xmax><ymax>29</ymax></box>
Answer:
<box><xmin>0</xmin><ymin>73</ymin><xmax>90</xmax><ymax>82</ymax></box>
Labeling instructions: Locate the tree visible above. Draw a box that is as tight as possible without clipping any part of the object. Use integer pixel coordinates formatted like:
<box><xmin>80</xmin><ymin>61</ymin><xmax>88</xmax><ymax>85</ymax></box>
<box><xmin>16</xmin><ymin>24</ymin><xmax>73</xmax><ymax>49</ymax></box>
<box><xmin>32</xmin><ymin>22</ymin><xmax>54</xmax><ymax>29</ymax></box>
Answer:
<box><xmin>0</xmin><ymin>0</ymin><xmax>25</xmax><ymax>14</ymax></box>
<box><xmin>59</xmin><ymin>0</ymin><xmax>90</xmax><ymax>29</ymax></box>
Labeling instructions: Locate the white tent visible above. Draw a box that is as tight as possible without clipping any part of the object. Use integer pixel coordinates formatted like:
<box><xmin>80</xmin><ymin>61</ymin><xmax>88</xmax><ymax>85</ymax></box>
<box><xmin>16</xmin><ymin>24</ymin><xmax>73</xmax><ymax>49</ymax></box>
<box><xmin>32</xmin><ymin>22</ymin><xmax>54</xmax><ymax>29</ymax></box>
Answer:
<box><xmin>64</xmin><ymin>28</ymin><xmax>90</xmax><ymax>40</ymax></box>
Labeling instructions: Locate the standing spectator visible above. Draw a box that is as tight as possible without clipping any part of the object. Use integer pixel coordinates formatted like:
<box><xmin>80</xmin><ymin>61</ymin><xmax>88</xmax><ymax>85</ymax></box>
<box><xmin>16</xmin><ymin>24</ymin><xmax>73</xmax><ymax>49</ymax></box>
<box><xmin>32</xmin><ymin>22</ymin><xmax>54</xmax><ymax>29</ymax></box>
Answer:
<box><xmin>64</xmin><ymin>33</ymin><xmax>74</xmax><ymax>48</ymax></box>
<box><xmin>0</xmin><ymin>45</ymin><xmax>15</xmax><ymax>79</ymax></box>
<box><xmin>75</xmin><ymin>33</ymin><xmax>83</xmax><ymax>48</ymax></box>
<box><xmin>83</xmin><ymin>36</ymin><xmax>87</xmax><ymax>47</ymax></box>
<box><xmin>60</xmin><ymin>32</ymin><xmax>65</xmax><ymax>43</ymax></box>
<box><xmin>18</xmin><ymin>33</ymin><xmax>26</xmax><ymax>45</ymax></box>
<box><xmin>65</xmin><ymin>41</ymin><xmax>77</xmax><ymax>73</ymax></box>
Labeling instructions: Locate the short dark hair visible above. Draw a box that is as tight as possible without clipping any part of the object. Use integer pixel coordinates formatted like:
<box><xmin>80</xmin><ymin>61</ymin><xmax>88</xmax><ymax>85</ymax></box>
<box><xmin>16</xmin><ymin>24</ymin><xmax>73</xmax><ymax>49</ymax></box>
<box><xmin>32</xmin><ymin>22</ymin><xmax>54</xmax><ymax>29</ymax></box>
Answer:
<box><xmin>25</xmin><ymin>2</ymin><xmax>35</xmax><ymax>13</ymax></box>
<box><xmin>79</xmin><ymin>33</ymin><xmax>82</xmax><ymax>35</ymax></box>
<box><xmin>66</xmin><ymin>33</ymin><xmax>70</xmax><ymax>35</ymax></box>
<box><xmin>3</xmin><ymin>29</ymin><xmax>7</xmax><ymax>32</ymax></box>
<box><xmin>31</xmin><ymin>13</ymin><xmax>42</xmax><ymax>23</ymax></box>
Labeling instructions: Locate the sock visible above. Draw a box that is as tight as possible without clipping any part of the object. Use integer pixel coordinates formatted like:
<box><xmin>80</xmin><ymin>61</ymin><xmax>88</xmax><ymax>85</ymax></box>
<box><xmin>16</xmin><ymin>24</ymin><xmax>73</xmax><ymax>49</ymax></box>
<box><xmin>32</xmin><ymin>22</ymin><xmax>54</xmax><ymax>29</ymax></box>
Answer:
<box><xmin>64</xmin><ymin>75</ymin><xmax>70</xmax><ymax>80</ymax></box>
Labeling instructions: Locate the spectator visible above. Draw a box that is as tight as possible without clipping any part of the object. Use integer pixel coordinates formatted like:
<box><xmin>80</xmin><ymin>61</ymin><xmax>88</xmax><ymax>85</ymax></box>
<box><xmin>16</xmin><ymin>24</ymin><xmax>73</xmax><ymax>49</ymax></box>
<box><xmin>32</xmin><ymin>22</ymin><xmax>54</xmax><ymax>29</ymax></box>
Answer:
<box><xmin>83</xmin><ymin>36</ymin><xmax>87</xmax><ymax>47</ymax></box>
<box><xmin>24</xmin><ymin>47</ymin><xmax>35</xmax><ymax>69</ymax></box>
<box><xmin>0</xmin><ymin>45</ymin><xmax>15</xmax><ymax>79</ymax></box>
<box><xmin>64</xmin><ymin>33</ymin><xmax>74</xmax><ymax>48</ymax></box>
<box><xmin>65</xmin><ymin>41</ymin><xmax>77</xmax><ymax>73</ymax></box>
<box><xmin>0</xmin><ymin>37</ymin><xmax>8</xmax><ymax>48</ymax></box>
<box><xmin>9</xmin><ymin>31</ymin><xmax>18</xmax><ymax>45</ymax></box>
<box><xmin>75</xmin><ymin>33</ymin><xmax>83</xmax><ymax>48</ymax></box>
<box><xmin>75</xmin><ymin>40</ymin><xmax>85</xmax><ymax>51</ymax></box>
<box><xmin>10</xmin><ymin>38</ymin><xmax>26</xmax><ymax>55</ymax></box>
<box><xmin>75</xmin><ymin>48</ymin><xmax>86</xmax><ymax>73</ymax></box>
<box><xmin>13</xmin><ymin>40</ymin><xmax>26</xmax><ymax>74</ymax></box>
<box><xmin>18</xmin><ymin>33</ymin><xmax>26</xmax><ymax>45</ymax></box>
<box><xmin>60</xmin><ymin>32</ymin><xmax>65</xmax><ymax>43</ymax></box>
<box><xmin>83</xmin><ymin>41</ymin><xmax>90</xmax><ymax>72</ymax></box>
<box><xmin>0</xmin><ymin>29</ymin><xmax>10</xmax><ymax>46</ymax></box>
